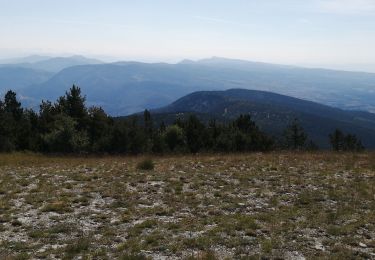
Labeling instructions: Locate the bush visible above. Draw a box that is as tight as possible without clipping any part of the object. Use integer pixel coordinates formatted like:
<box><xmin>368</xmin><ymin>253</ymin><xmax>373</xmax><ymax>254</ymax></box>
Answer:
<box><xmin>137</xmin><ymin>158</ymin><xmax>154</xmax><ymax>171</ymax></box>
<box><xmin>164</xmin><ymin>125</ymin><xmax>185</xmax><ymax>152</ymax></box>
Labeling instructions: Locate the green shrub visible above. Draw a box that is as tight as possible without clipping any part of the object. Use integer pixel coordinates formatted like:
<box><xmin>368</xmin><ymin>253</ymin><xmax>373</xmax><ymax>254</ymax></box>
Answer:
<box><xmin>137</xmin><ymin>158</ymin><xmax>155</xmax><ymax>171</ymax></box>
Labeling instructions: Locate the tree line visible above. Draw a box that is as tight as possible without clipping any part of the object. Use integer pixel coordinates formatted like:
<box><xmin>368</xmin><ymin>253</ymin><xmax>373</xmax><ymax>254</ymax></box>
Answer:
<box><xmin>0</xmin><ymin>86</ymin><xmax>364</xmax><ymax>154</ymax></box>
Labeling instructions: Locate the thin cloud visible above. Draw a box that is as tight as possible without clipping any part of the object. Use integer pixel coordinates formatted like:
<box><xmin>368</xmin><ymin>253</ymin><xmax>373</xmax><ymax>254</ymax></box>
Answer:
<box><xmin>50</xmin><ymin>19</ymin><xmax>135</xmax><ymax>29</ymax></box>
<box><xmin>298</xmin><ymin>18</ymin><xmax>312</xmax><ymax>25</ymax></box>
<box><xmin>317</xmin><ymin>0</ymin><xmax>375</xmax><ymax>14</ymax></box>
<box><xmin>0</xmin><ymin>15</ymin><xmax>136</xmax><ymax>30</ymax></box>
<box><xmin>193</xmin><ymin>15</ymin><xmax>255</xmax><ymax>28</ymax></box>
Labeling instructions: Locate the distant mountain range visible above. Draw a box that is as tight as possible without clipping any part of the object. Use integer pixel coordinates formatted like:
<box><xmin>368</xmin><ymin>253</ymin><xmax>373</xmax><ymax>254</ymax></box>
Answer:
<box><xmin>1</xmin><ymin>55</ymin><xmax>375</xmax><ymax>147</ymax></box>
<box><xmin>0</xmin><ymin>55</ymin><xmax>52</xmax><ymax>64</ymax></box>
<box><xmin>153</xmin><ymin>89</ymin><xmax>375</xmax><ymax>148</ymax></box>
<box><xmin>0</xmin><ymin>55</ymin><xmax>102</xmax><ymax>99</ymax></box>
<box><xmin>0</xmin><ymin>55</ymin><xmax>102</xmax><ymax>73</ymax></box>
<box><xmin>1</xmin><ymin>56</ymin><xmax>375</xmax><ymax>116</ymax></box>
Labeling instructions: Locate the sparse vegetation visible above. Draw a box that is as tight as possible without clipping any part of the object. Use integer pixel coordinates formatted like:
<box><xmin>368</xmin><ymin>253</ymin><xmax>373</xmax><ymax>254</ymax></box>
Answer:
<box><xmin>64</xmin><ymin>238</ymin><xmax>91</xmax><ymax>258</ymax></box>
<box><xmin>0</xmin><ymin>152</ymin><xmax>374</xmax><ymax>259</ymax></box>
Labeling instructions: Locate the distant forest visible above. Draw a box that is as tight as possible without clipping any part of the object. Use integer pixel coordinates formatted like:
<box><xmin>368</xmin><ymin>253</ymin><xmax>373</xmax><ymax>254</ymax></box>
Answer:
<box><xmin>0</xmin><ymin>85</ymin><xmax>364</xmax><ymax>154</ymax></box>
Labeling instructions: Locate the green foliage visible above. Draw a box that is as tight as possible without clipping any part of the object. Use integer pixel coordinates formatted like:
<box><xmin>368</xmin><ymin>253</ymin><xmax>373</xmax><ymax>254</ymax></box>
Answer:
<box><xmin>88</xmin><ymin>106</ymin><xmax>112</xmax><ymax>152</ymax></box>
<box><xmin>3</xmin><ymin>90</ymin><xmax>23</xmax><ymax>120</ymax></box>
<box><xmin>42</xmin><ymin>114</ymin><xmax>89</xmax><ymax>153</ymax></box>
<box><xmin>164</xmin><ymin>125</ymin><xmax>185</xmax><ymax>152</ymax></box>
<box><xmin>57</xmin><ymin>85</ymin><xmax>88</xmax><ymax>130</ymax></box>
<box><xmin>0</xmin><ymin>90</ymin><xmax>29</xmax><ymax>151</ymax></box>
<box><xmin>137</xmin><ymin>158</ymin><xmax>155</xmax><ymax>171</ymax></box>
<box><xmin>329</xmin><ymin>129</ymin><xmax>345</xmax><ymax>151</ymax></box>
<box><xmin>344</xmin><ymin>134</ymin><xmax>364</xmax><ymax>151</ymax></box>
<box><xmin>184</xmin><ymin>115</ymin><xmax>206</xmax><ymax>153</ymax></box>
<box><xmin>329</xmin><ymin>129</ymin><xmax>364</xmax><ymax>151</ymax></box>
<box><xmin>210</xmin><ymin>115</ymin><xmax>274</xmax><ymax>152</ymax></box>
<box><xmin>283</xmin><ymin>119</ymin><xmax>308</xmax><ymax>150</ymax></box>
<box><xmin>0</xmin><ymin>86</ymin><xmax>365</xmax><ymax>154</ymax></box>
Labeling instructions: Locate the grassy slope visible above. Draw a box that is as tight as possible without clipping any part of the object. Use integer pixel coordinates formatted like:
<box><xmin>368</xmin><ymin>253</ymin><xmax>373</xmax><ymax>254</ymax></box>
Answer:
<box><xmin>0</xmin><ymin>153</ymin><xmax>374</xmax><ymax>259</ymax></box>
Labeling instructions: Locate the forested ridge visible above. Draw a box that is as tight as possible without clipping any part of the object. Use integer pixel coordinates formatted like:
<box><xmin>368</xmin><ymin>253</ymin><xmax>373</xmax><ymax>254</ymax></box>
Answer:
<box><xmin>0</xmin><ymin>85</ymin><xmax>364</xmax><ymax>154</ymax></box>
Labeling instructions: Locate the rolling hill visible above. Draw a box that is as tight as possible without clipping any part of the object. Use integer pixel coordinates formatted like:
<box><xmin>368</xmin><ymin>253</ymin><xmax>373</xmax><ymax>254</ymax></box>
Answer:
<box><xmin>22</xmin><ymin>62</ymin><xmax>209</xmax><ymax>115</ymax></box>
<box><xmin>18</xmin><ymin>57</ymin><xmax>375</xmax><ymax>115</ymax></box>
<box><xmin>154</xmin><ymin>89</ymin><xmax>375</xmax><ymax>148</ymax></box>
<box><xmin>0</xmin><ymin>67</ymin><xmax>53</xmax><ymax>94</ymax></box>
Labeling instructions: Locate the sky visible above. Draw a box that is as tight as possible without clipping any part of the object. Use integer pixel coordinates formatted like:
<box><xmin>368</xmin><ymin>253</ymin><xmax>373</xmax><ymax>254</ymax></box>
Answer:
<box><xmin>1</xmin><ymin>0</ymin><xmax>375</xmax><ymax>71</ymax></box>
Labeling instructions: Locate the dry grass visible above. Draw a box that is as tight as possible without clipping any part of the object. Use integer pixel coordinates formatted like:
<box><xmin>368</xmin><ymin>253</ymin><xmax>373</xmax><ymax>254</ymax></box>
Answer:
<box><xmin>0</xmin><ymin>152</ymin><xmax>374</xmax><ymax>259</ymax></box>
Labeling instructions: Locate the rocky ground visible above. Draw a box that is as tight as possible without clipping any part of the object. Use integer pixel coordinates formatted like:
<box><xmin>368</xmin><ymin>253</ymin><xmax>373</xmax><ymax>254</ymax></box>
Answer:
<box><xmin>0</xmin><ymin>152</ymin><xmax>374</xmax><ymax>259</ymax></box>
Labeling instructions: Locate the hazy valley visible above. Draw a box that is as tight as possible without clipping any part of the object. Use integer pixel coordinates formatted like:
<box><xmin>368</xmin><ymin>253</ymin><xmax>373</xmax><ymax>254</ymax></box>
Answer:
<box><xmin>2</xmin><ymin>56</ymin><xmax>375</xmax><ymax>116</ymax></box>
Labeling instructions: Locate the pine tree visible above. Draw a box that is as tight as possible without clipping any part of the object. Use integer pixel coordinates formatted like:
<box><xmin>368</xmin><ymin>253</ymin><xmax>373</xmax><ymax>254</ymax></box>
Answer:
<box><xmin>185</xmin><ymin>115</ymin><xmax>205</xmax><ymax>153</ymax></box>
<box><xmin>164</xmin><ymin>125</ymin><xmax>185</xmax><ymax>152</ymax></box>
<box><xmin>329</xmin><ymin>129</ymin><xmax>345</xmax><ymax>151</ymax></box>
<box><xmin>344</xmin><ymin>134</ymin><xmax>364</xmax><ymax>151</ymax></box>
<box><xmin>57</xmin><ymin>85</ymin><xmax>88</xmax><ymax>130</ymax></box>
<box><xmin>0</xmin><ymin>90</ymin><xmax>26</xmax><ymax>151</ymax></box>
<box><xmin>329</xmin><ymin>130</ymin><xmax>364</xmax><ymax>152</ymax></box>
<box><xmin>3</xmin><ymin>90</ymin><xmax>23</xmax><ymax>120</ymax></box>
<box><xmin>284</xmin><ymin>119</ymin><xmax>307</xmax><ymax>150</ymax></box>
<box><xmin>88</xmin><ymin>107</ymin><xmax>112</xmax><ymax>152</ymax></box>
<box><xmin>144</xmin><ymin>109</ymin><xmax>153</xmax><ymax>136</ymax></box>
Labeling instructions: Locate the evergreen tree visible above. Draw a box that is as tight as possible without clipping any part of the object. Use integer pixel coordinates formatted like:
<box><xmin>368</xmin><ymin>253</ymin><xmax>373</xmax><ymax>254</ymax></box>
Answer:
<box><xmin>232</xmin><ymin>114</ymin><xmax>273</xmax><ymax>151</ymax></box>
<box><xmin>3</xmin><ymin>90</ymin><xmax>23</xmax><ymax>120</ymax></box>
<box><xmin>306</xmin><ymin>140</ymin><xmax>319</xmax><ymax>151</ymax></box>
<box><xmin>144</xmin><ymin>109</ymin><xmax>153</xmax><ymax>136</ymax></box>
<box><xmin>164</xmin><ymin>125</ymin><xmax>185</xmax><ymax>152</ymax></box>
<box><xmin>57</xmin><ymin>85</ymin><xmax>88</xmax><ymax>130</ymax></box>
<box><xmin>233</xmin><ymin>115</ymin><xmax>256</xmax><ymax>133</ymax></box>
<box><xmin>128</xmin><ymin>116</ymin><xmax>147</xmax><ymax>154</ymax></box>
<box><xmin>204</xmin><ymin>119</ymin><xmax>221</xmax><ymax>150</ymax></box>
<box><xmin>284</xmin><ymin>119</ymin><xmax>307</xmax><ymax>150</ymax></box>
<box><xmin>0</xmin><ymin>90</ymin><xmax>25</xmax><ymax>151</ymax></box>
<box><xmin>329</xmin><ymin>129</ymin><xmax>364</xmax><ymax>152</ymax></box>
<box><xmin>0</xmin><ymin>98</ymin><xmax>14</xmax><ymax>151</ymax></box>
<box><xmin>184</xmin><ymin>115</ymin><xmax>205</xmax><ymax>153</ymax></box>
<box><xmin>88</xmin><ymin>107</ymin><xmax>112</xmax><ymax>152</ymax></box>
<box><xmin>110</xmin><ymin>120</ymin><xmax>130</xmax><ymax>153</ymax></box>
<box><xmin>159</xmin><ymin>121</ymin><xmax>166</xmax><ymax>133</ymax></box>
<box><xmin>42</xmin><ymin>114</ymin><xmax>89</xmax><ymax>153</ymax></box>
<box><xmin>344</xmin><ymin>134</ymin><xmax>364</xmax><ymax>151</ymax></box>
<box><xmin>329</xmin><ymin>129</ymin><xmax>345</xmax><ymax>151</ymax></box>
<box><xmin>215</xmin><ymin>129</ymin><xmax>234</xmax><ymax>152</ymax></box>
<box><xmin>0</xmin><ymin>87</ymin><xmax>366</xmax><ymax>154</ymax></box>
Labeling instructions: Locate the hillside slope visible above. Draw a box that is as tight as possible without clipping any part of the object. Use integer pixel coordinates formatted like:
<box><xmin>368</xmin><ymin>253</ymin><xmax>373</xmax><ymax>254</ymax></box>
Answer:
<box><xmin>22</xmin><ymin>63</ymin><xmax>209</xmax><ymax>115</ymax></box>
<box><xmin>0</xmin><ymin>67</ymin><xmax>52</xmax><ymax>94</ymax></box>
<box><xmin>19</xmin><ymin>57</ymin><xmax>375</xmax><ymax>115</ymax></box>
<box><xmin>155</xmin><ymin>89</ymin><xmax>375</xmax><ymax>148</ymax></box>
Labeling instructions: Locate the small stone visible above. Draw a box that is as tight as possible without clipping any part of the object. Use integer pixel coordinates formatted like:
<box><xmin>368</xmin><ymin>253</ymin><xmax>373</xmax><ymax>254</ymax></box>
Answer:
<box><xmin>359</xmin><ymin>242</ymin><xmax>367</xmax><ymax>248</ymax></box>
<box><xmin>314</xmin><ymin>242</ymin><xmax>325</xmax><ymax>251</ymax></box>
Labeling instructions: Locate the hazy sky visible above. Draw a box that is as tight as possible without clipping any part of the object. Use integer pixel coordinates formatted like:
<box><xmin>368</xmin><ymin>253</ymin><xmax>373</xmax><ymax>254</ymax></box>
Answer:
<box><xmin>1</xmin><ymin>0</ymin><xmax>375</xmax><ymax>70</ymax></box>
